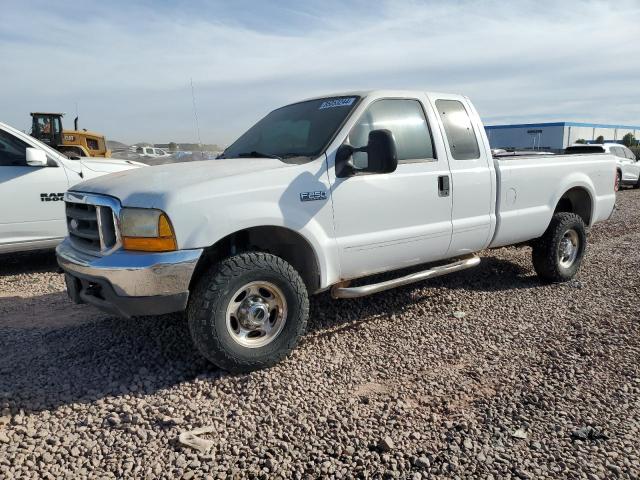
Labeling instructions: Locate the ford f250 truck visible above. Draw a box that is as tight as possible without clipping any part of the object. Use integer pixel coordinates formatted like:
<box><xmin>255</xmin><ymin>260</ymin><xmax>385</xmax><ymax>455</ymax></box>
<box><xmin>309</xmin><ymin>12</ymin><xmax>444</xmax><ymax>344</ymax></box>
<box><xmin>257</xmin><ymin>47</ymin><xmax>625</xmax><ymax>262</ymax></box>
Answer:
<box><xmin>0</xmin><ymin>121</ymin><xmax>145</xmax><ymax>254</ymax></box>
<box><xmin>56</xmin><ymin>90</ymin><xmax>616</xmax><ymax>372</ymax></box>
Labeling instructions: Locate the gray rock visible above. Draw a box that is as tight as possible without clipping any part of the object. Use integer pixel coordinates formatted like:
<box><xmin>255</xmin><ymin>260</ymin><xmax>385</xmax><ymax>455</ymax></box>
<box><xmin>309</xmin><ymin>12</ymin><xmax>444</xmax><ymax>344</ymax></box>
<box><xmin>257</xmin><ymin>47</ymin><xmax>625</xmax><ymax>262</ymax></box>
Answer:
<box><xmin>378</xmin><ymin>436</ymin><xmax>395</xmax><ymax>452</ymax></box>
<box><xmin>511</xmin><ymin>428</ymin><xmax>528</xmax><ymax>440</ymax></box>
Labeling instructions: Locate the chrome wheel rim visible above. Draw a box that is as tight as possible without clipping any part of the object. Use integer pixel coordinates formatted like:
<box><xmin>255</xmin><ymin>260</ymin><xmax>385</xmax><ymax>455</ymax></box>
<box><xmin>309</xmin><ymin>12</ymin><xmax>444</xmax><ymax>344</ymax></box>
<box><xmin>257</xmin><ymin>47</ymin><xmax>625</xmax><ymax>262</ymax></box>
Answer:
<box><xmin>226</xmin><ymin>281</ymin><xmax>287</xmax><ymax>348</ymax></box>
<box><xmin>558</xmin><ymin>229</ymin><xmax>579</xmax><ymax>269</ymax></box>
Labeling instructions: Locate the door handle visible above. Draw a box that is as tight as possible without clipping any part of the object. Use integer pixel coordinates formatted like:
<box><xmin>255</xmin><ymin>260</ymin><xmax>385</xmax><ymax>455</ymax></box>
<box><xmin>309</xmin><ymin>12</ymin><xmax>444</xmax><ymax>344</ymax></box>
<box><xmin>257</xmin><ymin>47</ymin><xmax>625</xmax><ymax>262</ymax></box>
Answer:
<box><xmin>438</xmin><ymin>175</ymin><xmax>450</xmax><ymax>197</ymax></box>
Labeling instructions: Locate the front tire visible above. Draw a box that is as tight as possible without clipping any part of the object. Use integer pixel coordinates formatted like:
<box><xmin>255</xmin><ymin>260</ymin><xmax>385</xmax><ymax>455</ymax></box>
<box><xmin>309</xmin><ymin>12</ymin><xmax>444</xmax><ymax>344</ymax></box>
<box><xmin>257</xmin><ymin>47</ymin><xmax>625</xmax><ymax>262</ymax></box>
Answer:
<box><xmin>615</xmin><ymin>170</ymin><xmax>621</xmax><ymax>192</ymax></box>
<box><xmin>187</xmin><ymin>252</ymin><xmax>309</xmax><ymax>372</ymax></box>
<box><xmin>532</xmin><ymin>212</ymin><xmax>587</xmax><ymax>282</ymax></box>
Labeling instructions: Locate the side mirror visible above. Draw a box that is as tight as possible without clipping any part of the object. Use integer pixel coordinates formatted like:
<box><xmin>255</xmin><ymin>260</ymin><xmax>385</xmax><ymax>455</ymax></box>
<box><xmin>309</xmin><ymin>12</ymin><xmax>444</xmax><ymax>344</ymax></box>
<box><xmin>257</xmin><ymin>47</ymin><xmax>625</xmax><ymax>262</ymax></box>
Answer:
<box><xmin>26</xmin><ymin>147</ymin><xmax>48</xmax><ymax>167</ymax></box>
<box><xmin>336</xmin><ymin>129</ymin><xmax>398</xmax><ymax>177</ymax></box>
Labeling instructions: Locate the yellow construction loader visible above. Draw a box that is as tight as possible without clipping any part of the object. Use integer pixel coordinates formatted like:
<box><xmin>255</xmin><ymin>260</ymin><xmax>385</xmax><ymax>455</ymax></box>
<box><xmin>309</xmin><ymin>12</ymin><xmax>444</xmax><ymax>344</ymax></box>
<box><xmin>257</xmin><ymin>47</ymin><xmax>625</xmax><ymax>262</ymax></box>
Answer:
<box><xmin>30</xmin><ymin>112</ymin><xmax>111</xmax><ymax>158</ymax></box>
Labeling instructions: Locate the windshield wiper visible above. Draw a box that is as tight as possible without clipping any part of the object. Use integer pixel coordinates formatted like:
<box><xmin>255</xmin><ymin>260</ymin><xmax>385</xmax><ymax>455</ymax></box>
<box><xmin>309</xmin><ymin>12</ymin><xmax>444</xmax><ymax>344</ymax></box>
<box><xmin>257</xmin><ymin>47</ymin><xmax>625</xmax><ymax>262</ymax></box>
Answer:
<box><xmin>237</xmin><ymin>151</ymin><xmax>282</xmax><ymax>160</ymax></box>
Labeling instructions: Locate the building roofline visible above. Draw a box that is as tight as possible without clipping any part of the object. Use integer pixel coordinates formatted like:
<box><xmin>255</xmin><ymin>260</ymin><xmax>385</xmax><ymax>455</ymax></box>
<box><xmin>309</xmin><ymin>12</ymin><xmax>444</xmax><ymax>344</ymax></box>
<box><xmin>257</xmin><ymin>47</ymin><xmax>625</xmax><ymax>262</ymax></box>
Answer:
<box><xmin>485</xmin><ymin>121</ymin><xmax>640</xmax><ymax>130</ymax></box>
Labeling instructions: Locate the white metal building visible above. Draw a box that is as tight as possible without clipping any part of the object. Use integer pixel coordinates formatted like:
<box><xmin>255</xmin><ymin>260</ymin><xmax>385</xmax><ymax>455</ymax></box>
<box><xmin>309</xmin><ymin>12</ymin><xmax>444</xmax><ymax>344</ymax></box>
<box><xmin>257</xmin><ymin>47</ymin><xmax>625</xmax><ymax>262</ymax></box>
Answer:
<box><xmin>485</xmin><ymin>122</ymin><xmax>640</xmax><ymax>152</ymax></box>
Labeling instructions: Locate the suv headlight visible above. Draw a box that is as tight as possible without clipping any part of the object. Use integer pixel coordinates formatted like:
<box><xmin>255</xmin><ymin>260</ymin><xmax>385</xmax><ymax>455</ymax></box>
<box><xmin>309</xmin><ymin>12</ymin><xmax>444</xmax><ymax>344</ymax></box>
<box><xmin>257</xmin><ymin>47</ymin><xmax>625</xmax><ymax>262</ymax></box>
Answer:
<box><xmin>120</xmin><ymin>208</ymin><xmax>177</xmax><ymax>252</ymax></box>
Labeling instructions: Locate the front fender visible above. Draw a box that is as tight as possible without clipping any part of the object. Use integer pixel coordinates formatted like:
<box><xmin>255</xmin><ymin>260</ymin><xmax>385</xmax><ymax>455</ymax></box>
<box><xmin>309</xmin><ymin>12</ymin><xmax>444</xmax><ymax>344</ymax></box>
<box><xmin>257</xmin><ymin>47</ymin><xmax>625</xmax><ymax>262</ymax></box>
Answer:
<box><xmin>167</xmin><ymin>159</ymin><xmax>340</xmax><ymax>288</ymax></box>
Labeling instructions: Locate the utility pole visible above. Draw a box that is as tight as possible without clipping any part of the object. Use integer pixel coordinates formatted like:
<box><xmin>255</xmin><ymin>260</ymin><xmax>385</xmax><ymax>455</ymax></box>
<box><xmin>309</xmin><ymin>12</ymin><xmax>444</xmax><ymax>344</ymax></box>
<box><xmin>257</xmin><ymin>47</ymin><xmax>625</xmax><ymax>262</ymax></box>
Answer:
<box><xmin>191</xmin><ymin>78</ymin><xmax>203</xmax><ymax>158</ymax></box>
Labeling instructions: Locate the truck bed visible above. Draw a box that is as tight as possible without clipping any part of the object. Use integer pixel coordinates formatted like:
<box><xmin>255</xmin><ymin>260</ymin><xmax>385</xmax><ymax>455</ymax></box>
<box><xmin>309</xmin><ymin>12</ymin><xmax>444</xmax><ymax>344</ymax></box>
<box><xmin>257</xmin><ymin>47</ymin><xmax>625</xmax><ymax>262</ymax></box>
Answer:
<box><xmin>489</xmin><ymin>153</ymin><xmax>617</xmax><ymax>248</ymax></box>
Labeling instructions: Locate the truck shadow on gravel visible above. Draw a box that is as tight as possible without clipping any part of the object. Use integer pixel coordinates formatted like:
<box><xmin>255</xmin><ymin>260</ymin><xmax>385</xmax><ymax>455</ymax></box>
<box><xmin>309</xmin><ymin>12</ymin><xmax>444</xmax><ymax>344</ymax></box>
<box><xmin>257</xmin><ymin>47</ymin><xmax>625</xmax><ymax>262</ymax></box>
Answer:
<box><xmin>0</xmin><ymin>306</ymin><xmax>212</xmax><ymax>414</ymax></box>
<box><xmin>0</xmin><ymin>255</ymin><xmax>540</xmax><ymax>414</ymax></box>
<box><xmin>0</xmin><ymin>250</ymin><xmax>59</xmax><ymax>277</ymax></box>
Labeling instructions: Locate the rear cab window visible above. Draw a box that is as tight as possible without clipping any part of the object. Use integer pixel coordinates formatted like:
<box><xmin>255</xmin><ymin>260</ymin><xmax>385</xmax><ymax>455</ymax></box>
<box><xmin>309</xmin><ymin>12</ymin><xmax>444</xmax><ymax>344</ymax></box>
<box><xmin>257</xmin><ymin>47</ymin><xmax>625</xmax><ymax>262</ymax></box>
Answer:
<box><xmin>435</xmin><ymin>99</ymin><xmax>480</xmax><ymax>160</ymax></box>
<box><xmin>564</xmin><ymin>146</ymin><xmax>604</xmax><ymax>154</ymax></box>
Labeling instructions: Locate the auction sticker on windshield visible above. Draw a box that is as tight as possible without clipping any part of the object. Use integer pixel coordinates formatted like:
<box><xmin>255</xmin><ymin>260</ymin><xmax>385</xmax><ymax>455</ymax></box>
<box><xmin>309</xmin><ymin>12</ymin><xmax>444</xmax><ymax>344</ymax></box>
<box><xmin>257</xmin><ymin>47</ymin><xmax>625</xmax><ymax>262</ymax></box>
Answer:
<box><xmin>319</xmin><ymin>97</ymin><xmax>356</xmax><ymax>109</ymax></box>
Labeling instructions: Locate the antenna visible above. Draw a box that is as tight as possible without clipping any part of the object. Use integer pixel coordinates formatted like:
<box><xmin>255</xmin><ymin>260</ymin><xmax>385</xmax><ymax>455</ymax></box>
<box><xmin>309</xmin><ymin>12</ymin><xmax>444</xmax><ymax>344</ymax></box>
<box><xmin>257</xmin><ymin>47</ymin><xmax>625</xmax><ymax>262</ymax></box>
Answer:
<box><xmin>190</xmin><ymin>78</ymin><xmax>203</xmax><ymax>158</ymax></box>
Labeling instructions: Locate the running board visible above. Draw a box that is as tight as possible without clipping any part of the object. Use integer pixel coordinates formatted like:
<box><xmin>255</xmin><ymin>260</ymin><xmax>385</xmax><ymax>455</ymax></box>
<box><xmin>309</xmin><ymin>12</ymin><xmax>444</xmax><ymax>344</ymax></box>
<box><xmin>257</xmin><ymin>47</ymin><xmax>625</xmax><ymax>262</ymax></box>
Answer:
<box><xmin>331</xmin><ymin>256</ymin><xmax>481</xmax><ymax>299</ymax></box>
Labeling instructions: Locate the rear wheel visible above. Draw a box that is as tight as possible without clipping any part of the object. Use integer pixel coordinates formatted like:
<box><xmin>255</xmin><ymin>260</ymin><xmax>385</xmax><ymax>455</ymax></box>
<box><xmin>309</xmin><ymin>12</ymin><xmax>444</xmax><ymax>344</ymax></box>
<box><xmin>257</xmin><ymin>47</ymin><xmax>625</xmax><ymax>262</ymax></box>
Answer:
<box><xmin>532</xmin><ymin>212</ymin><xmax>586</xmax><ymax>282</ymax></box>
<box><xmin>187</xmin><ymin>252</ymin><xmax>309</xmax><ymax>372</ymax></box>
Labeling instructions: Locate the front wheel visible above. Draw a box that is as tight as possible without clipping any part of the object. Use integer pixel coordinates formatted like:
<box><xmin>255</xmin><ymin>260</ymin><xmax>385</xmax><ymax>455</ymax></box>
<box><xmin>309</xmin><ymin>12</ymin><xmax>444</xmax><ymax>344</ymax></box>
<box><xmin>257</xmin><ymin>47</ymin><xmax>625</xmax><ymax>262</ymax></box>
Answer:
<box><xmin>532</xmin><ymin>212</ymin><xmax>587</xmax><ymax>282</ymax></box>
<box><xmin>615</xmin><ymin>170</ymin><xmax>621</xmax><ymax>192</ymax></box>
<box><xmin>187</xmin><ymin>252</ymin><xmax>309</xmax><ymax>372</ymax></box>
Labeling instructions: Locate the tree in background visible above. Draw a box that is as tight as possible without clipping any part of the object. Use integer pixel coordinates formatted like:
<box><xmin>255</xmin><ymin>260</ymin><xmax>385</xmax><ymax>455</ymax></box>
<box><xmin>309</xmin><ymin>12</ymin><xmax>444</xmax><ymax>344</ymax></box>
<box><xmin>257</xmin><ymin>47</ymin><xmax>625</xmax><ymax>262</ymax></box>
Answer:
<box><xmin>168</xmin><ymin>142</ymin><xmax>178</xmax><ymax>152</ymax></box>
<box><xmin>622</xmin><ymin>133</ymin><xmax>637</xmax><ymax>147</ymax></box>
<box><xmin>575</xmin><ymin>139</ymin><xmax>586</xmax><ymax>144</ymax></box>
<box><xmin>595</xmin><ymin>135</ymin><xmax>604</xmax><ymax>144</ymax></box>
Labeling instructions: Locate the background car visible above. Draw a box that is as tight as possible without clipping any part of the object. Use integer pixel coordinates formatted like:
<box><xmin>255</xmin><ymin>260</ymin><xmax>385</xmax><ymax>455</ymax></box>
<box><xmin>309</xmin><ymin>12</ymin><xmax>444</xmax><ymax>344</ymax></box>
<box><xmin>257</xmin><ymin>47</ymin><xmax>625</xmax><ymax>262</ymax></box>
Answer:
<box><xmin>565</xmin><ymin>143</ymin><xmax>640</xmax><ymax>190</ymax></box>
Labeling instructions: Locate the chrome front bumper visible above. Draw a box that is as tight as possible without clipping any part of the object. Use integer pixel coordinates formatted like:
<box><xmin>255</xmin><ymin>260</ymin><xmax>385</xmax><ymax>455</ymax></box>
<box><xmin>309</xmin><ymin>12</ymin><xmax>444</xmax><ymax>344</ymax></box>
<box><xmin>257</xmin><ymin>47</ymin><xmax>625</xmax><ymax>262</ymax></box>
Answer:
<box><xmin>56</xmin><ymin>238</ymin><xmax>203</xmax><ymax>317</ymax></box>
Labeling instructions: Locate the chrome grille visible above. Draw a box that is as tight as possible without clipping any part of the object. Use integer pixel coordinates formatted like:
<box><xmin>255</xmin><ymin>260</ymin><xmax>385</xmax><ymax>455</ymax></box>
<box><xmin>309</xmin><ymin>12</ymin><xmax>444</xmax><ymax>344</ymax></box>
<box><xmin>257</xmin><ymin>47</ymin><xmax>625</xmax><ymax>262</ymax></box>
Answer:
<box><xmin>65</xmin><ymin>192</ymin><xmax>121</xmax><ymax>255</ymax></box>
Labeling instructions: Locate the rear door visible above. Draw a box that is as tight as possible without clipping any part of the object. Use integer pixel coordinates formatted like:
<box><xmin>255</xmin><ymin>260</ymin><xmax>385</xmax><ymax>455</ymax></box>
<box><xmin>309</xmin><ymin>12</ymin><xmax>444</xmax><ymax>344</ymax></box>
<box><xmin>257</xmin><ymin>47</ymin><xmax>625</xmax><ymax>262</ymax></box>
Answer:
<box><xmin>625</xmin><ymin>147</ymin><xmax>640</xmax><ymax>181</ymax></box>
<box><xmin>328</xmin><ymin>96</ymin><xmax>453</xmax><ymax>280</ymax></box>
<box><xmin>0</xmin><ymin>129</ymin><xmax>70</xmax><ymax>247</ymax></box>
<box><xmin>617</xmin><ymin>146</ymin><xmax>640</xmax><ymax>182</ymax></box>
<box><xmin>431</xmin><ymin>96</ymin><xmax>494</xmax><ymax>256</ymax></box>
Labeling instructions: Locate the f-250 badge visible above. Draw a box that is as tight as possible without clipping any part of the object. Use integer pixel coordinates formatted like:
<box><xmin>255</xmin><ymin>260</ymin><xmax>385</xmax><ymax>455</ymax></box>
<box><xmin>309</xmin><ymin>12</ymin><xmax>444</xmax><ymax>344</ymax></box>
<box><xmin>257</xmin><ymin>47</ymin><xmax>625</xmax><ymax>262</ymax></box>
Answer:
<box><xmin>300</xmin><ymin>191</ymin><xmax>327</xmax><ymax>202</ymax></box>
<box><xmin>40</xmin><ymin>193</ymin><xmax>65</xmax><ymax>202</ymax></box>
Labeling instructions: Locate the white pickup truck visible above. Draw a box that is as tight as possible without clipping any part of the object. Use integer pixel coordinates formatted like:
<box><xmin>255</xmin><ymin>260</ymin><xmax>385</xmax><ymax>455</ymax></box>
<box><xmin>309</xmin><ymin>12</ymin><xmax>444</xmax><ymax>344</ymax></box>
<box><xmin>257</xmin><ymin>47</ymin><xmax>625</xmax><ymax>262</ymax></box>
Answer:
<box><xmin>0</xmin><ymin>122</ymin><xmax>145</xmax><ymax>254</ymax></box>
<box><xmin>56</xmin><ymin>90</ymin><xmax>616</xmax><ymax>372</ymax></box>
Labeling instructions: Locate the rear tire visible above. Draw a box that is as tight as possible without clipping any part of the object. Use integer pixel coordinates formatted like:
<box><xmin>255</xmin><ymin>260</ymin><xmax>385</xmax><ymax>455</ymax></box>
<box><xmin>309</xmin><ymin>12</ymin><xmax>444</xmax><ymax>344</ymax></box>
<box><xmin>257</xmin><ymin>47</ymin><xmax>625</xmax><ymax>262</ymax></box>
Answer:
<box><xmin>532</xmin><ymin>212</ymin><xmax>586</xmax><ymax>282</ymax></box>
<box><xmin>615</xmin><ymin>170</ymin><xmax>621</xmax><ymax>192</ymax></box>
<box><xmin>187</xmin><ymin>252</ymin><xmax>309</xmax><ymax>373</ymax></box>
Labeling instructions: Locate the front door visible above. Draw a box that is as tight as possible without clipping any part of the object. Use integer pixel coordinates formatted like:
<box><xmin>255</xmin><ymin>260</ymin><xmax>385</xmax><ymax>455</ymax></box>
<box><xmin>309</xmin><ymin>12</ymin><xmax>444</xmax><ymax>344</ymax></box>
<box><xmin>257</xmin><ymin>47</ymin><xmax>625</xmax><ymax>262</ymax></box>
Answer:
<box><xmin>0</xmin><ymin>129</ymin><xmax>70</xmax><ymax>247</ymax></box>
<box><xmin>328</xmin><ymin>97</ymin><xmax>453</xmax><ymax>281</ymax></box>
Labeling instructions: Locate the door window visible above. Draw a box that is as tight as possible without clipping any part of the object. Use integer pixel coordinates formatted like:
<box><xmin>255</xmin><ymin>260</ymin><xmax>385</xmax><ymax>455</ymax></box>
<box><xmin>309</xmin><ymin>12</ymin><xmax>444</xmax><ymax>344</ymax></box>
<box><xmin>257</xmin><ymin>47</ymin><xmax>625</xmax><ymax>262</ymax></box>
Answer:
<box><xmin>623</xmin><ymin>147</ymin><xmax>636</xmax><ymax>160</ymax></box>
<box><xmin>611</xmin><ymin>146</ymin><xmax>626</xmax><ymax>158</ymax></box>
<box><xmin>347</xmin><ymin>99</ymin><xmax>435</xmax><ymax>168</ymax></box>
<box><xmin>435</xmin><ymin>99</ymin><xmax>480</xmax><ymax>160</ymax></box>
<box><xmin>0</xmin><ymin>130</ymin><xmax>28</xmax><ymax>166</ymax></box>
<box><xmin>86</xmin><ymin>138</ymin><xmax>100</xmax><ymax>150</ymax></box>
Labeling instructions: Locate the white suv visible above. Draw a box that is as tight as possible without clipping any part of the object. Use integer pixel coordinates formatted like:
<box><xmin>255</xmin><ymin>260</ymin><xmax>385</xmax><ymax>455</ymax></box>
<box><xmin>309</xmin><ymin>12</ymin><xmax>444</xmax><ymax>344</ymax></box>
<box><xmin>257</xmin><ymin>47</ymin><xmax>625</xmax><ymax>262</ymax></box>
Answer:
<box><xmin>565</xmin><ymin>143</ymin><xmax>640</xmax><ymax>191</ymax></box>
<box><xmin>135</xmin><ymin>146</ymin><xmax>169</xmax><ymax>157</ymax></box>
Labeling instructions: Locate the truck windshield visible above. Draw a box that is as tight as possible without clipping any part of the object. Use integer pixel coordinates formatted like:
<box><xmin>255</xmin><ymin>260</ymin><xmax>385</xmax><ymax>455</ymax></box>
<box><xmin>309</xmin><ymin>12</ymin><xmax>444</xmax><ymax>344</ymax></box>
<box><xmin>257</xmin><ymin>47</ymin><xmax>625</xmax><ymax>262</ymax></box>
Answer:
<box><xmin>221</xmin><ymin>96</ymin><xmax>360</xmax><ymax>162</ymax></box>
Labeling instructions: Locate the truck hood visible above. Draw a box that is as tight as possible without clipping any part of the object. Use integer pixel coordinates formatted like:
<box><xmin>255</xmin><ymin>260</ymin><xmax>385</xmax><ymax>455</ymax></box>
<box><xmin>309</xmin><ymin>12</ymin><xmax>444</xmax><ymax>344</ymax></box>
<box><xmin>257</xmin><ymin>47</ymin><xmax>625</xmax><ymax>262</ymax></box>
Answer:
<box><xmin>71</xmin><ymin>157</ymin><xmax>292</xmax><ymax>206</ymax></box>
<box><xmin>80</xmin><ymin>157</ymin><xmax>147</xmax><ymax>173</ymax></box>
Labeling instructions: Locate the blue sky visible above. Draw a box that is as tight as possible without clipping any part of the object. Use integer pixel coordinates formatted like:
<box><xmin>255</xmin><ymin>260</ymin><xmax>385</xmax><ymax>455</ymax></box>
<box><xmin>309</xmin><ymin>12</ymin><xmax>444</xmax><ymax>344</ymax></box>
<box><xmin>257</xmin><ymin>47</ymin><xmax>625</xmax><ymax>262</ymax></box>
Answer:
<box><xmin>1</xmin><ymin>0</ymin><xmax>639</xmax><ymax>145</ymax></box>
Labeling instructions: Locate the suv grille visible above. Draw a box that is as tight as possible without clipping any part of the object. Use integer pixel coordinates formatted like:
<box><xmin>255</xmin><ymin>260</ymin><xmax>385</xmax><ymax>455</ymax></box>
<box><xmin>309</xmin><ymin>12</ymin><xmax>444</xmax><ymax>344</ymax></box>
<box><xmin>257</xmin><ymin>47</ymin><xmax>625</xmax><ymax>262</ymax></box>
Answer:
<box><xmin>66</xmin><ymin>200</ymin><xmax>118</xmax><ymax>253</ymax></box>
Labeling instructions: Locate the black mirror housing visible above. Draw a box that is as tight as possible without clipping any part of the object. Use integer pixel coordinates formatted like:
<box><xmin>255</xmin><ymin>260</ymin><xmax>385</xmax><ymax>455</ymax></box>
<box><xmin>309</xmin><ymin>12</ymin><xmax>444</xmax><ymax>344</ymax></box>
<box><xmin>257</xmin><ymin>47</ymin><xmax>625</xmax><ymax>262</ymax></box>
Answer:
<box><xmin>366</xmin><ymin>129</ymin><xmax>397</xmax><ymax>174</ymax></box>
<box><xmin>336</xmin><ymin>129</ymin><xmax>398</xmax><ymax>177</ymax></box>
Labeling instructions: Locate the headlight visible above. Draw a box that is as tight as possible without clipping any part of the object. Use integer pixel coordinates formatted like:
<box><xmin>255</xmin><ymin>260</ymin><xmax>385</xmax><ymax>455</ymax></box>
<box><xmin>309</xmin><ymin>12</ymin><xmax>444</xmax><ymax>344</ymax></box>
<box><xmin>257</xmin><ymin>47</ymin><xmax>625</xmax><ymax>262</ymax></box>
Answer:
<box><xmin>119</xmin><ymin>208</ymin><xmax>177</xmax><ymax>252</ymax></box>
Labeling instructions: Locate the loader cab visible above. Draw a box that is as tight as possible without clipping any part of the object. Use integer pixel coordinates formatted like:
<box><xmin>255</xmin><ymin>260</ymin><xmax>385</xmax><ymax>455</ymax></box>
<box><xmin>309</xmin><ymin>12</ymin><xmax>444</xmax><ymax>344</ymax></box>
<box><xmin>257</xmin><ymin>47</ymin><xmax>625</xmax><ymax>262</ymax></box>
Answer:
<box><xmin>31</xmin><ymin>113</ymin><xmax>64</xmax><ymax>148</ymax></box>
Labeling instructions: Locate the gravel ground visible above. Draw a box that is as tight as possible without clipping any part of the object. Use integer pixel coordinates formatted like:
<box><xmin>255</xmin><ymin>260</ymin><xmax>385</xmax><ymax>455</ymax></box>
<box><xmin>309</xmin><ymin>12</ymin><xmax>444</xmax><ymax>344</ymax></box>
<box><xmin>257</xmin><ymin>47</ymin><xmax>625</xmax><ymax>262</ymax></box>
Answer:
<box><xmin>1</xmin><ymin>190</ymin><xmax>639</xmax><ymax>479</ymax></box>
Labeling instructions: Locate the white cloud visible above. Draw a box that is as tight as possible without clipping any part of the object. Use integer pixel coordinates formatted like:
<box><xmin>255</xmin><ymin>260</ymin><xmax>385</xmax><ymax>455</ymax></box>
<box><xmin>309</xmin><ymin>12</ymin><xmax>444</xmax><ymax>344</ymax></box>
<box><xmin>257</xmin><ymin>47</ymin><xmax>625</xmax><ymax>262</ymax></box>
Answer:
<box><xmin>1</xmin><ymin>0</ymin><xmax>638</xmax><ymax>144</ymax></box>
